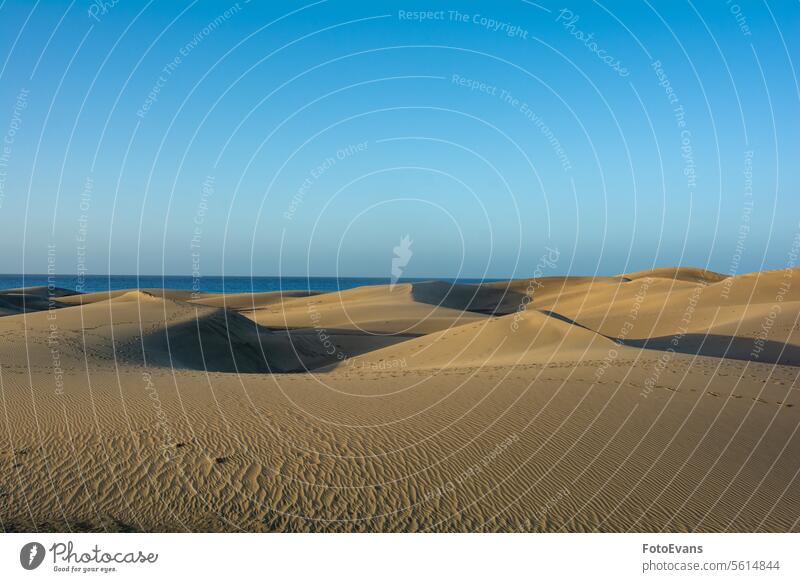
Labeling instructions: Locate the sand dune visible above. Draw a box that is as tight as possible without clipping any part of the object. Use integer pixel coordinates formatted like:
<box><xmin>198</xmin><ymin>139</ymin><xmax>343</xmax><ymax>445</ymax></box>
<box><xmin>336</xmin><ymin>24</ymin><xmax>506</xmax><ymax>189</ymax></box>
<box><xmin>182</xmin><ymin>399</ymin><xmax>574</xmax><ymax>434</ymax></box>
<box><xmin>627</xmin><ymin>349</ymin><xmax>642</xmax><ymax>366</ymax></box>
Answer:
<box><xmin>143</xmin><ymin>308</ymin><xmax>416</xmax><ymax>374</ymax></box>
<box><xmin>242</xmin><ymin>282</ymin><xmax>491</xmax><ymax>335</ymax></box>
<box><xmin>188</xmin><ymin>289</ymin><xmax>323</xmax><ymax>310</ymax></box>
<box><xmin>0</xmin><ymin>286</ymin><xmax>78</xmax><ymax>316</ymax></box>
<box><xmin>410</xmin><ymin>280</ymin><xmax>528</xmax><ymax>315</ymax></box>
<box><xmin>621</xmin><ymin>266</ymin><xmax>729</xmax><ymax>284</ymax></box>
<box><xmin>0</xmin><ymin>268</ymin><xmax>798</xmax><ymax>532</ymax></box>
<box><xmin>338</xmin><ymin>309</ymin><xmax>622</xmax><ymax>370</ymax></box>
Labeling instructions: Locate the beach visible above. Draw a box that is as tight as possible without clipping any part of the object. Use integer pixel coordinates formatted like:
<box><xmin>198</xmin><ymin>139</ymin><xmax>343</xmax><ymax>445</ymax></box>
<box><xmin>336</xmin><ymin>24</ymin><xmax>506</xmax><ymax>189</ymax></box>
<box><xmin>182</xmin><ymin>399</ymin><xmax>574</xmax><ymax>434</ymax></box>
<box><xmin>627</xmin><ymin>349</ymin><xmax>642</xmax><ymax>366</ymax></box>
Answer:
<box><xmin>0</xmin><ymin>267</ymin><xmax>798</xmax><ymax>532</ymax></box>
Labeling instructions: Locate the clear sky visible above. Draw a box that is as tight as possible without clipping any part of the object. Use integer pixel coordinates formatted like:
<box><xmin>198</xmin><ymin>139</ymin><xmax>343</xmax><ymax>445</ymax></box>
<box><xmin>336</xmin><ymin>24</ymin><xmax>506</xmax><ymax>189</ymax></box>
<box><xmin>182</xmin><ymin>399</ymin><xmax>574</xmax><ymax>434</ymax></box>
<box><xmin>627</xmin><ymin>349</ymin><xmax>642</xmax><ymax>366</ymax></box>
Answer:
<box><xmin>0</xmin><ymin>0</ymin><xmax>797</xmax><ymax>279</ymax></box>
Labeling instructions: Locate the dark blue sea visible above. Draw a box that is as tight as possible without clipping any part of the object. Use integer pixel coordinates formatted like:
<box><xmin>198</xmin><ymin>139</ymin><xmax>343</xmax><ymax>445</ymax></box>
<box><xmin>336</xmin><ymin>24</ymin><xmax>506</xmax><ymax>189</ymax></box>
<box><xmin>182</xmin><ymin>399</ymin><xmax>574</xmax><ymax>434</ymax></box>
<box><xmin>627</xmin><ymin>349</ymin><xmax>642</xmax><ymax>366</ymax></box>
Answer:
<box><xmin>0</xmin><ymin>274</ymin><xmax>500</xmax><ymax>294</ymax></box>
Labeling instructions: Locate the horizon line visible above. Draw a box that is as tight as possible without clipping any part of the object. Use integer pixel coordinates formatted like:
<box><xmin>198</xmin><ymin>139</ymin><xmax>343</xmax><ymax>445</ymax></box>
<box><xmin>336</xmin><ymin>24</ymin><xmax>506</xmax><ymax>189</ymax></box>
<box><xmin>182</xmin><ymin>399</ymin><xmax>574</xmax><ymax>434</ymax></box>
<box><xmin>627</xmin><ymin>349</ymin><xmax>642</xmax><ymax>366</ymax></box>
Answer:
<box><xmin>0</xmin><ymin>272</ymin><xmax>508</xmax><ymax>280</ymax></box>
<box><xmin>0</xmin><ymin>266</ymin><xmax>775</xmax><ymax>280</ymax></box>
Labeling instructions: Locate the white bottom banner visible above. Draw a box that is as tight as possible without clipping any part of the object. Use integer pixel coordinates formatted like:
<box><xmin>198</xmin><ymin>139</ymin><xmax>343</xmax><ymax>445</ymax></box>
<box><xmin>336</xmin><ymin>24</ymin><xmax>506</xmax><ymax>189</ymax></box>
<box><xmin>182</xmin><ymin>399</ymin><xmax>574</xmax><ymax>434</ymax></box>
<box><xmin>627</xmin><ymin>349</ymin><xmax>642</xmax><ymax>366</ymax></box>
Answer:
<box><xmin>1</xmin><ymin>533</ymin><xmax>796</xmax><ymax>581</ymax></box>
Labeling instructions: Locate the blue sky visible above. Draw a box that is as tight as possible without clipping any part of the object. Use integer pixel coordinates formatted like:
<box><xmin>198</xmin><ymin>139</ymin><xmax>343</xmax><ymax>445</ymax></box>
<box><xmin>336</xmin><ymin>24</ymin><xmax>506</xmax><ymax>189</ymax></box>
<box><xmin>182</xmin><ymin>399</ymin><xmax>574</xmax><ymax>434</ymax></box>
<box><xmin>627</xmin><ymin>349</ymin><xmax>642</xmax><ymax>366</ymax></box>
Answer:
<box><xmin>0</xmin><ymin>0</ymin><xmax>797</xmax><ymax>278</ymax></box>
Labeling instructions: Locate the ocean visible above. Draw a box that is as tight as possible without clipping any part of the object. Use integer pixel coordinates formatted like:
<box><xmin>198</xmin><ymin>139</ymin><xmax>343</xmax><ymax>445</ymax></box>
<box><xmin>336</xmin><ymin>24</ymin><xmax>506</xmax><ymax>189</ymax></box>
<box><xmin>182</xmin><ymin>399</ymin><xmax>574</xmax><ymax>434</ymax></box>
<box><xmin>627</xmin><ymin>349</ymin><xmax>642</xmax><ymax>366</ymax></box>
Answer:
<box><xmin>0</xmin><ymin>274</ymin><xmax>500</xmax><ymax>294</ymax></box>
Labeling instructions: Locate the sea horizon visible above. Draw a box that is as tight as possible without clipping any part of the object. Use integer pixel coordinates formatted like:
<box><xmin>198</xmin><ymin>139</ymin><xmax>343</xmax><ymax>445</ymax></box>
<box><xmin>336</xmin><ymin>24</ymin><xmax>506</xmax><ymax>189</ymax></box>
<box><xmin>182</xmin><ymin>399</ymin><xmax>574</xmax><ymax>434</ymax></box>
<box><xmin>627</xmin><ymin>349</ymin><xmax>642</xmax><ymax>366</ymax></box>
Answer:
<box><xmin>0</xmin><ymin>273</ymin><xmax>505</xmax><ymax>294</ymax></box>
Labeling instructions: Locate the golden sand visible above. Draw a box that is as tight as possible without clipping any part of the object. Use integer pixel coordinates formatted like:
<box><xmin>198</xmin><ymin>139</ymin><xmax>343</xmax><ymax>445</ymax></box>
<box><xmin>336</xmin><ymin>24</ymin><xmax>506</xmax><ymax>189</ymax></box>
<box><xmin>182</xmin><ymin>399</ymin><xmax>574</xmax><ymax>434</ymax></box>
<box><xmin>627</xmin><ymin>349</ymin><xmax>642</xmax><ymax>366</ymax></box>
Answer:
<box><xmin>0</xmin><ymin>268</ymin><xmax>798</xmax><ymax>531</ymax></box>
